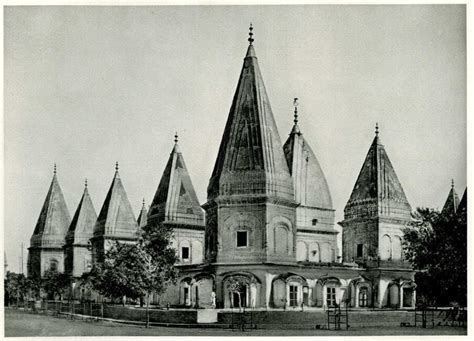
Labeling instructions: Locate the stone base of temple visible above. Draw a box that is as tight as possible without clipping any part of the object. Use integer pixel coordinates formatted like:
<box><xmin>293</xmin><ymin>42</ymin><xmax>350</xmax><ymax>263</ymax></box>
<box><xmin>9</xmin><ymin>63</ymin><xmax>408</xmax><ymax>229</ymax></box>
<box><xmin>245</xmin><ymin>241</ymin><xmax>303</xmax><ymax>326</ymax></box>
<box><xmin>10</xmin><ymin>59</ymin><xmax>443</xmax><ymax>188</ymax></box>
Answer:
<box><xmin>155</xmin><ymin>262</ymin><xmax>416</xmax><ymax>310</ymax></box>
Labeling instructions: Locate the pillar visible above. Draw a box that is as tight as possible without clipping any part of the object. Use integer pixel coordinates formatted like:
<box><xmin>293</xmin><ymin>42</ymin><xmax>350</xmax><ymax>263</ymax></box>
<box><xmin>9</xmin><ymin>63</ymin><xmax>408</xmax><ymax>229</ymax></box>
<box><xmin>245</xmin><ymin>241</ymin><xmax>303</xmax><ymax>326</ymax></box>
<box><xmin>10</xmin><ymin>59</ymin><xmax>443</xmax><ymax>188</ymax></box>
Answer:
<box><xmin>265</xmin><ymin>273</ymin><xmax>276</xmax><ymax>309</ymax></box>
<box><xmin>412</xmin><ymin>289</ymin><xmax>416</xmax><ymax>308</ymax></box>
<box><xmin>399</xmin><ymin>285</ymin><xmax>404</xmax><ymax>309</ymax></box>
<box><xmin>355</xmin><ymin>285</ymin><xmax>359</xmax><ymax>308</ymax></box>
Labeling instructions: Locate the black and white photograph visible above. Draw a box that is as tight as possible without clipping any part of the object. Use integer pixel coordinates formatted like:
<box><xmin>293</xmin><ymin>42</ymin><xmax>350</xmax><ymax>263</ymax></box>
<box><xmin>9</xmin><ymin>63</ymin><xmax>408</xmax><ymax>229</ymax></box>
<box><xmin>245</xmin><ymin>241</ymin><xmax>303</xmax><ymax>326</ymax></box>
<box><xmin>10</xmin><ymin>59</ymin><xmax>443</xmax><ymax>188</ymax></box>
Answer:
<box><xmin>2</xmin><ymin>2</ymin><xmax>469</xmax><ymax>338</ymax></box>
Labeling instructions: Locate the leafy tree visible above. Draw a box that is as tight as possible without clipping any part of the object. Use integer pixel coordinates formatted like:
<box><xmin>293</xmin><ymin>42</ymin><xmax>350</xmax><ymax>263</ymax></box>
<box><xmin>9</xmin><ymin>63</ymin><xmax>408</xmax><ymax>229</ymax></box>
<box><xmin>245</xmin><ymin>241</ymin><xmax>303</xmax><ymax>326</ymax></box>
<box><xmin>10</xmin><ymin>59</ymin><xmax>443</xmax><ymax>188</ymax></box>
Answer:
<box><xmin>42</xmin><ymin>270</ymin><xmax>72</xmax><ymax>300</ymax></box>
<box><xmin>402</xmin><ymin>207</ymin><xmax>467</xmax><ymax>306</ymax></box>
<box><xmin>89</xmin><ymin>223</ymin><xmax>179</xmax><ymax>327</ymax></box>
<box><xmin>227</xmin><ymin>278</ymin><xmax>244</xmax><ymax>310</ymax></box>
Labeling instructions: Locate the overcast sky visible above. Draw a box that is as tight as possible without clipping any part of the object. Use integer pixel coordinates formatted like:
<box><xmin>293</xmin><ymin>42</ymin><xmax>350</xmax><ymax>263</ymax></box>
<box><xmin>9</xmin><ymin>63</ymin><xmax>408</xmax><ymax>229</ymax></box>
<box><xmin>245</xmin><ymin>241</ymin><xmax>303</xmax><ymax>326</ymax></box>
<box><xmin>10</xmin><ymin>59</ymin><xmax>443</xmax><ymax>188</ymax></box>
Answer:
<box><xmin>4</xmin><ymin>5</ymin><xmax>466</xmax><ymax>272</ymax></box>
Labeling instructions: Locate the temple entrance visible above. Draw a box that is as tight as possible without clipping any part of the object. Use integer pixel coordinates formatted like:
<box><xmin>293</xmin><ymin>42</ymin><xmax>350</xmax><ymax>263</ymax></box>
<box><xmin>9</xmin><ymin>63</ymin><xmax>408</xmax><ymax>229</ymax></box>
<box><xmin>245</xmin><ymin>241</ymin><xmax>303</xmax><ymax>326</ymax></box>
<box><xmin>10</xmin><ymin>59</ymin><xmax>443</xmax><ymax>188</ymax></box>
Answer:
<box><xmin>403</xmin><ymin>287</ymin><xmax>413</xmax><ymax>307</ymax></box>
<box><xmin>232</xmin><ymin>285</ymin><xmax>247</xmax><ymax>308</ymax></box>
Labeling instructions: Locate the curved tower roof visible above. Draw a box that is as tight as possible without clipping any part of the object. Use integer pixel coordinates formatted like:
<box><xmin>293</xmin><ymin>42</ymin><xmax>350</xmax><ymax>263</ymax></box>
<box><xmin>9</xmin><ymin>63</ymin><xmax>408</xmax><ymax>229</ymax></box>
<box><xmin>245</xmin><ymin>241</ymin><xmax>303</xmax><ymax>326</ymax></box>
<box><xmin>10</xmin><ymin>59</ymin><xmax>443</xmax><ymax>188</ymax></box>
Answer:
<box><xmin>30</xmin><ymin>165</ymin><xmax>71</xmax><ymax>248</ymax></box>
<box><xmin>344</xmin><ymin>126</ymin><xmax>411</xmax><ymax>221</ymax></box>
<box><xmin>283</xmin><ymin>100</ymin><xmax>333</xmax><ymax>209</ymax></box>
<box><xmin>94</xmin><ymin>163</ymin><xmax>138</xmax><ymax>240</ymax></box>
<box><xmin>207</xmin><ymin>28</ymin><xmax>294</xmax><ymax>202</ymax></box>
<box><xmin>441</xmin><ymin>180</ymin><xmax>460</xmax><ymax>216</ymax></box>
<box><xmin>148</xmin><ymin>134</ymin><xmax>204</xmax><ymax>227</ymax></box>
<box><xmin>66</xmin><ymin>179</ymin><xmax>97</xmax><ymax>245</ymax></box>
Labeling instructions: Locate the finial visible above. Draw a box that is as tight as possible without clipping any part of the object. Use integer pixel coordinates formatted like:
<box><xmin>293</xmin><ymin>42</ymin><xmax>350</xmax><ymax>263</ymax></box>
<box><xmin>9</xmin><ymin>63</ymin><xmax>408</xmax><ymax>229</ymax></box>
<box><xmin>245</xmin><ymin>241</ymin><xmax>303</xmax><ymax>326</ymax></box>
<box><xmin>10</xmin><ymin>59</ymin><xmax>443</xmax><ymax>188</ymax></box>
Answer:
<box><xmin>142</xmin><ymin>198</ymin><xmax>146</xmax><ymax>208</ymax></box>
<box><xmin>115</xmin><ymin>161</ymin><xmax>119</xmax><ymax>172</ymax></box>
<box><xmin>174</xmin><ymin>132</ymin><xmax>178</xmax><ymax>143</ymax></box>
<box><xmin>53</xmin><ymin>163</ymin><xmax>57</xmax><ymax>175</ymax></box>
<box><xmin>375</xmin><ymin>122</ymin><xmax>379</xmax><ymax>136</ymax></box>
<box><xmin>293</xmin><ymin>98</ymin><xmax>299</xmax><ymax>125</ymax></box>
<box><xmin>451</xmin><ymin>179</ymin><xmax>455</xmax><ymax>189</ymax></box>
<box><xmin>248</xmin><ymin>23</ymin><xmax>254</xmax><ymax>45</ymax></box>
<box><xmin>85</xmin><ymin>178</ymin><xmax>88</xmax><ymax>188</ymax></box>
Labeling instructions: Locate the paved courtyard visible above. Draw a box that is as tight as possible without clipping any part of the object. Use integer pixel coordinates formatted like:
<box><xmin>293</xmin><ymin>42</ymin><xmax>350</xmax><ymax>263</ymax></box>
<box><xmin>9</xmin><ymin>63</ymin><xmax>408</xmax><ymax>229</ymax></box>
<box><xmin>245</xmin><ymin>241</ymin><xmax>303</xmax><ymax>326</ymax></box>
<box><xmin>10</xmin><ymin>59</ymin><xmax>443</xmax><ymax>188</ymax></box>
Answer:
<box><xmin>4</xmin><ymin>309</ymin><xmax>467</xmax><ymax>337</ymax></box>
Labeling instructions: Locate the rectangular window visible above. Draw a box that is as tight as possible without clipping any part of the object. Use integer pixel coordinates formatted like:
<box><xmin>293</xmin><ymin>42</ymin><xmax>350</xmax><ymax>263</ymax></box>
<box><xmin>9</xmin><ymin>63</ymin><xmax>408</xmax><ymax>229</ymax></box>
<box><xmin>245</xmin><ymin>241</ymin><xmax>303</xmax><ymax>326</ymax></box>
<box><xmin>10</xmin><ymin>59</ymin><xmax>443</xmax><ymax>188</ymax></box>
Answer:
<box><xmin>181</xmin><ymin>247</ymin><xmax>190</xmax><ymax>260</ymax></box>
<box><xmin>186</xmin><ymin>208</ymin><xmax>193</xmax><ymax>214</ymax></box>
<box><xmin>327</xmin><ymin>287</ymin><xmax>336</xmax><ymax>307</ymax></box>
<box><xmin>357</xmin><ymin>244</ymin><xmax>363</xmax><ymax>258</ymax></box>
<box><xmin>236</xmin><ymin>231</ymin><xmax>248</xmax><ymax>248</ymax></box>
<box><xmin>289</xmin><ymin>285</ymin><xmax>298</xmax><ymax>307</ymax></box>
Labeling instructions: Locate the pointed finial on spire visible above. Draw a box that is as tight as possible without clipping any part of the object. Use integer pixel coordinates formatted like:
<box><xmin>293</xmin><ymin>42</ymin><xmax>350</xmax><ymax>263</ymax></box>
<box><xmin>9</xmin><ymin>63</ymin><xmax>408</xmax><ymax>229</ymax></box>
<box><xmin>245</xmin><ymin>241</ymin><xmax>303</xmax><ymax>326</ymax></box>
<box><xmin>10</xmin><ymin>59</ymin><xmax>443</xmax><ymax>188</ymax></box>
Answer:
<box><xmin>248</xmin><ymin>23</ymin><xmax>254</xmax><ymax>45</ymax></box>
<box><xmin>293</xmin><ymin>98</ymin><xmax>299</xmax><ymax>125</ymax></box>
<box><xmin>115</xmin><ymin>161</ymin><xmax>119</xmax><ymax>172</ymax></box>
<box><xmin>451</xmin><ymin>178</ymin><xmax>455</xmax><ymax>189</ymax></box>
<box><xmin>85</xmin><ymin>178</ymin><xmax>88</xmax><ymax>189</ymax></box>
<box><xmin>375</xmin><ymin>122</ymin><xmax>379</xmax><ymax>137</ymax></box>
<box><xmin>142</xmin><ymin>198</ymin><xmax>146</xmax><ymax>208</ymax></box>
<box><xmin>53</xmin><ymin>163</ymin><xmax>57</xmax><ymax>175</ymax></box>
<box><xmin>174</xmin><ymin>132</ymin><xmax>178</xmax><ymax>144</ymax></box>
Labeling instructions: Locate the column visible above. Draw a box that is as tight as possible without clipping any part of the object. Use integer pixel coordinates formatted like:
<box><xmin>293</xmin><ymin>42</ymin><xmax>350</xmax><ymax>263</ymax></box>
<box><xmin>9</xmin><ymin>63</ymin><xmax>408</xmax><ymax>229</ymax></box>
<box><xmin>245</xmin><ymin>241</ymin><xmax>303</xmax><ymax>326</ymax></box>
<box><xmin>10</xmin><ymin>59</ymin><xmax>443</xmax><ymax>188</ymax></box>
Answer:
<box><xmin>285</xmin><ymin>283</ymin><xmax>289</xmax><ymax>309</ymax></box>
<box><xmin>322</xmin><ymin>285</ymin><xmax>327</xmax><ymax>310</ymax></box>
<box><xmin>355</xmin><ymin>285</ymin><xmax>359</xmax><ymax>308</ymax></box>
<box><xmin>399</xmin><ymin>286</ymin><xmax>404</xmax><ymax>309</ymax></box>
<box><xmin>412</xmin><ymin>289</ymin><xmax>416</xmax><ymax>308</ymax></box>
<box><xmin>265</xmin><ymin>273</ymin><xmax>276</xmax><ymax>309</ymax></box>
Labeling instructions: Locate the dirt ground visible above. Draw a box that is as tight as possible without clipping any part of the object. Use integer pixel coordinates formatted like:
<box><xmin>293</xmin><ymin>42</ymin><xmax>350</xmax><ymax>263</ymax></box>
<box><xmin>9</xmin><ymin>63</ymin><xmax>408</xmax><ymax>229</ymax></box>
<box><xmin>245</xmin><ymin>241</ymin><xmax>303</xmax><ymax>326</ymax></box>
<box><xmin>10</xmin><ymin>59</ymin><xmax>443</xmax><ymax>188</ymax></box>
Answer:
<box><xmin>4</xmin><ymin>309</ymin><xmax>467</xmax><ymax>337</ymax></box>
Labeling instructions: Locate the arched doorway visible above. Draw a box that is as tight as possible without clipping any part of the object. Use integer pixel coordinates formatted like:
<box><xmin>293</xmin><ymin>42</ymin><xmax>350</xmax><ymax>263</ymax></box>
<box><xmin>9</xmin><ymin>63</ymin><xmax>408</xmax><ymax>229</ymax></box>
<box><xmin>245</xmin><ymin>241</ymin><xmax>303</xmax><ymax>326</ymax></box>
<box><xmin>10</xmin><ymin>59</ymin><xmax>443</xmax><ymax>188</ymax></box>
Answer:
<box><xmin>223</xmin><ymin>273</ymin><xmax>261</xmax><ymax>309</ymax></box>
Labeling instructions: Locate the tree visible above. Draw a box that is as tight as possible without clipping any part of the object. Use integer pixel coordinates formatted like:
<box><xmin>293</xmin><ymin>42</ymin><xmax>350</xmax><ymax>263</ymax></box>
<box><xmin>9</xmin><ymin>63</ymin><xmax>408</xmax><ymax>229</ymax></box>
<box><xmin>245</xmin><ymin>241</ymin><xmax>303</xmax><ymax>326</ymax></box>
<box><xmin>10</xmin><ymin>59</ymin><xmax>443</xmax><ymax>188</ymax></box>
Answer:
<box><xmin>402</xmin><ymin>207</ymin><xmax>467</xmax><ymax>306</ymax></box>
<box><xmin>42</xmin><ymin>270</ymin><xmax>72</xmax><ymax>301</ymax></box>
<box><xmin>88</xmin><ymin>222</ymin><xmax>179</xmax><ymax>327</ymax></box>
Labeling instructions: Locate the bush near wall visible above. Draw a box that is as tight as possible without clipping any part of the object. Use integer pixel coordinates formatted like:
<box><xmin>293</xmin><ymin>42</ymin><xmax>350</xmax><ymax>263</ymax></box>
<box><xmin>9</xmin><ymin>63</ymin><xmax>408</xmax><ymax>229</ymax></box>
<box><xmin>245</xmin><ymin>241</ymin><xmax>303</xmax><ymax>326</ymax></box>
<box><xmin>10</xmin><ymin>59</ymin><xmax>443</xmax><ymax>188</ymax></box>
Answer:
<box><xmin>103</xmin><ymin>305</ymin><xmax>197</xmax><ymax>324</ymax></box>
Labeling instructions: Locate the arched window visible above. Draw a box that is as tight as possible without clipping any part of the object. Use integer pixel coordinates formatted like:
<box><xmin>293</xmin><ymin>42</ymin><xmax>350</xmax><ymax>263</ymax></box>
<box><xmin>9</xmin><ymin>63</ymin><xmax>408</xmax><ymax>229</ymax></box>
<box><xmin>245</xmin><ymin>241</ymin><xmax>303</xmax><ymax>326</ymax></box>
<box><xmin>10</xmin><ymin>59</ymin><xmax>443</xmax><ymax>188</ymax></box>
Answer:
<box><xmin>392</xmin><ymin>236</ymin><xmax>402</xmax><ymax>260</ymax></box>
<box><xmin>49</xmin><ymin>259</ymin><xmax>58</xmax><ymax>272</ymax></box>
<box><xmin>380</xmin><ymin>235</ymin><xmax>392</xmax><ymax>260</ymax></box>
<box><xmin>359</xmin><ymin>287</ymin><xmax>368</xmax><ymax>307</ymax></box>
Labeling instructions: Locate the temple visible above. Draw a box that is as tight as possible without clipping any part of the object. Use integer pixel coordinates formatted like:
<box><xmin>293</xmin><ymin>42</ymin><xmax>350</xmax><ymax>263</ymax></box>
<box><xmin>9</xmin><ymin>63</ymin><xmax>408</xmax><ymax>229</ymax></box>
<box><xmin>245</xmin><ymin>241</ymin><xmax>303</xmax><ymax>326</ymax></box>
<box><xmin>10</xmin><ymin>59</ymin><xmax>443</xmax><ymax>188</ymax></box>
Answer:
<box><xmin>28</xmin><ymin>25</ymin><xmax>463</xmax><ymax>311</ymax></box>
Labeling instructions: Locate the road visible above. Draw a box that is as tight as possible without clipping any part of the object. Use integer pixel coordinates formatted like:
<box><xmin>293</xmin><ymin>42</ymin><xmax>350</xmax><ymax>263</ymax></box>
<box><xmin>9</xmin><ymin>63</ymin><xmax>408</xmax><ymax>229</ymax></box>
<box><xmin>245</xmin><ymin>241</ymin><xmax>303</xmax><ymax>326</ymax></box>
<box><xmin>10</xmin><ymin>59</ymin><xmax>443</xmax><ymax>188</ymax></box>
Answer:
<box><xmin>4</xmin><ymin>309</ymin><xmax>467</xmax><ymax>337</ymax></box>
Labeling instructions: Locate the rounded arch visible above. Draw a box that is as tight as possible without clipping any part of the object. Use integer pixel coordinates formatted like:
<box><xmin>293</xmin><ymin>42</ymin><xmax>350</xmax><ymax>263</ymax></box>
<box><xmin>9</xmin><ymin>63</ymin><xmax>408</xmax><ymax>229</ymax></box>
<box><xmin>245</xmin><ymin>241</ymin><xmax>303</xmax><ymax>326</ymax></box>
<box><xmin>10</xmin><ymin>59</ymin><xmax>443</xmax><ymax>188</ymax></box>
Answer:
<box><xmin>222</xmin><ymin>272</ymin><xmax>261</xmax><ymax>308</ymax></box>
<box><xmin>308</xmin><ymin>242</ymin><xmax>320</xmax><ymax>262</ymax></box>
<box><xmin>296</xmin><ymin>241</ymin><xmax>308</xmax><ymax>261</ymax></box>
<box><xmin>380</xmin><ymin>234</ymin><xmax>392</xmax><ymax>260</ymax></box>
<box><xmin>392</xmin><ymin>235</ymin><xmax>402</xmax><ymax>260</ymax></box>
<box><xmin>268</xmin><ymin>216</ymin><xmax>294</xmax><ymax>256</ymax></box>
<box><xmin>191</xmin><ymin>239</ymin><xmax>203</xmax><ymax>264</ymax></box>
<box><xmin>320</xmin><ymin>242</ymin><xmax>332</xmax><ymax>262</ymax></box>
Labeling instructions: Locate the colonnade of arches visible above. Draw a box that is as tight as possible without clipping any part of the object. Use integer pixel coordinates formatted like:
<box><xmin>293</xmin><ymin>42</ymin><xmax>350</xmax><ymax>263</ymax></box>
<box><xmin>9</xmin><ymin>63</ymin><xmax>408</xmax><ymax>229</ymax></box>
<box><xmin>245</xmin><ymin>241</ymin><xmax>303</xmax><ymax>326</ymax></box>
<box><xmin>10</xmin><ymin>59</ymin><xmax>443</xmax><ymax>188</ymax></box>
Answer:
<box><xmin>175</xmin><ymin>272</ymin><xmax>416</xmax><ymax>309</ymax></box>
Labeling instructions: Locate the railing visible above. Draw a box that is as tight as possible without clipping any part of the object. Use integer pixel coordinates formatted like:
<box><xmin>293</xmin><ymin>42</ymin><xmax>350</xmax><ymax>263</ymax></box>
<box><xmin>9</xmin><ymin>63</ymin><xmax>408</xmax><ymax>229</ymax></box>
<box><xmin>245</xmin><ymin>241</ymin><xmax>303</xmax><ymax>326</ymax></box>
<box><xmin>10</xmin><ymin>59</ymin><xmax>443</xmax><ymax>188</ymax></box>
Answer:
<box><xmin>327</xmin><ymin>305</ymin><xmax>349</xmax><ymax>330</ymax></box>
<box><xmin>8</xmin><ymin>300</ymin><xmax>105</xmax><ymax>321</ymax></box>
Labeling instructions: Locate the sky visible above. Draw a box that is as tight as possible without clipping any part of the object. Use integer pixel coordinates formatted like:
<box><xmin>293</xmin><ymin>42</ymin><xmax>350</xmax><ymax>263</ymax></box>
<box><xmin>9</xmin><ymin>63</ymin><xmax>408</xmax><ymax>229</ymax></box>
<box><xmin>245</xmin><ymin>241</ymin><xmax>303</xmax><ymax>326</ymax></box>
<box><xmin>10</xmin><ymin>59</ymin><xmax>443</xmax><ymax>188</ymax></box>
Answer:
<box><xmin>4</xmin><ymin>5</ymin><xmax>466</xmax><ymax>273</ymax></box>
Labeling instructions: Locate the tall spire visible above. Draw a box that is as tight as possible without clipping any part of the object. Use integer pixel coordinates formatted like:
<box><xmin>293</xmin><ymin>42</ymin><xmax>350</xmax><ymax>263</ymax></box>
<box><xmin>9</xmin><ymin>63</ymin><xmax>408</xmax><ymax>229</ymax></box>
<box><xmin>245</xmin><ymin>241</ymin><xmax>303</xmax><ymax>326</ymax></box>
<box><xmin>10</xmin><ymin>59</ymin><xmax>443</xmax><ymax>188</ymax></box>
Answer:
<box><xmin>30</xmin><ymin>168</ymin><xmax>71</xmax><ymax>246</ymax></box>
<box><xmin>283</xmin><ymin>97</ymin><xmax>333</xmax><ymax>209</ymax></box>
<box><xmin>149</xmin><ymin>137</ymin><xmax>204</xmax><ymax>227</ymax></box>
<box><xmin>207</xmin><ymin>24</ymin><xmax>294</xmax><ymax>201</ymax></box>
<box><xmin>442</xmin><ymin>179</ymin><xmax>460</xmax><ymax>215</ymax></box>
<box><xmin>137</xmin><ymin>198</ymin><xmax>148</xmax><ymax>231</ymax></box>
<box><xmin>343</xmin><ymin>130</ymin><xmax>411</xmax><ymax>220</ymax></box>
<box><xmin>94</xmin><ymin>164</ymin><xmax>138</xmax><ymax>239</ymax></box>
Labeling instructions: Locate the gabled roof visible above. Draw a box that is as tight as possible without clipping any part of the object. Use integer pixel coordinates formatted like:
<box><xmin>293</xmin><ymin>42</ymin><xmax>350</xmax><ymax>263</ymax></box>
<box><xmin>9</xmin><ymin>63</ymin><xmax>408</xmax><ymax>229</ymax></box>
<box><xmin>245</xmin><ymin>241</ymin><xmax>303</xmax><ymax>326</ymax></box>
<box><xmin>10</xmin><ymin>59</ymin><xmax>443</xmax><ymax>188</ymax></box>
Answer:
<box><xmin>66</xmin><ymin>181</ymin><xmax>97</xmax><ymax>245</ymax></box>
<box><xmin>31</xmin><ymin>168</ymin><xmax>71</xmax><ymax>247</ymax></box>
<box><xmin>283</xmin><ymin>117</ymin><xmax>332</xmax><ymax>209</ymax></box>
<box><xmin>148</xmin><ymin>139</ymin><xmax>204</xmax><ymax>227</ymax></box>
<box><xmin>441</xmin><ymin>181</ymin><xmax>460</xmax><ymax>216</ymax></box>
<box><xmin>94</xmin><ymin>164</ymin><xmax>138</xmax><ymax>240</ymax></box>
<box><xmin>206</xmin><ymin>36</ymin><xmax>294</xmax><ymax>202</ymax></box>
<box><xmin>343</xmin><ymin>129</ymin><xmax>411</xmax><ymax>220</ymax></box>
